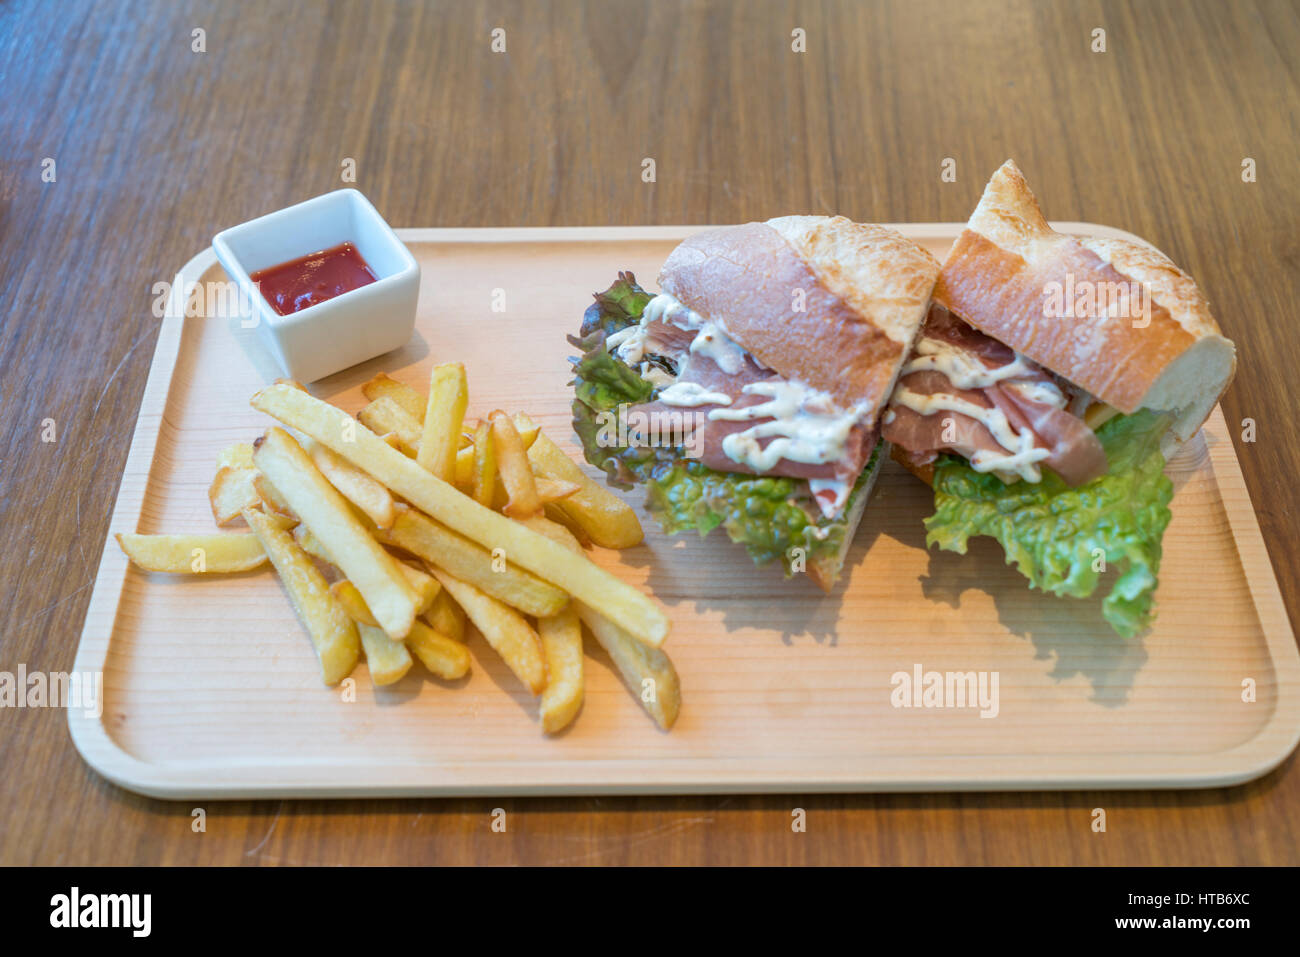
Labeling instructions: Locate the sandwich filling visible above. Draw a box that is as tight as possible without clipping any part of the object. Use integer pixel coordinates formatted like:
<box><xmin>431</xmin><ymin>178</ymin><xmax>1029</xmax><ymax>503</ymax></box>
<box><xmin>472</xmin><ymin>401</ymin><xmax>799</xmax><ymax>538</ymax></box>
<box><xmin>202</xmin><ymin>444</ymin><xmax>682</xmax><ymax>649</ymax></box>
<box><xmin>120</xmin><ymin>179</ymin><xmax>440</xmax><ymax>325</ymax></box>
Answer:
<box><xmin>883</xmin><ymin>303</ymin><xmax>1107</xmax><ymax>487</ymax></box>
<box><xmin>609</xmin><ymin>291</ymin><xmax>877</xmax><ymax>519</ymax></box>
<box><xmin>570</xmin><ymin>272</ymin><xmax>883</xmax><ymax>578</ymax></box>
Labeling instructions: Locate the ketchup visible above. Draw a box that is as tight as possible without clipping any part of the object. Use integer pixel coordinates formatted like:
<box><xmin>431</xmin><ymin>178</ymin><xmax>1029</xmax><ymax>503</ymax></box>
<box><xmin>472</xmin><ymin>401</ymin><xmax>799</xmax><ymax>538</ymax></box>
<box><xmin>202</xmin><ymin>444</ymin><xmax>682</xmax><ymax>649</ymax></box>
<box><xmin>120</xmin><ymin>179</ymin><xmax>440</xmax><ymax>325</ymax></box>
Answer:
<box><xmin>250</xmin><ymin>242</ymin><xmax>377</xmax><ymax>316</ymax></box>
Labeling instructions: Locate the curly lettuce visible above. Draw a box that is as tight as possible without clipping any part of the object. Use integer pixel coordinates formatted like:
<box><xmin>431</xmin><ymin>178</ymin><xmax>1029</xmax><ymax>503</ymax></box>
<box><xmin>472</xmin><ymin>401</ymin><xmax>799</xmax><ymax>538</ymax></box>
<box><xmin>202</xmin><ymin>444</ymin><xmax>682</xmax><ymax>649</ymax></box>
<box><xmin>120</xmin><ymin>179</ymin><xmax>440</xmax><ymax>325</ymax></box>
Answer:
<box><xmin>924</xmin><ymin>410</ymin><xmax>1174</xmax><ymax>637</ymax></box>
<box><xmin>568</xmin><ymin>272</ymin><xmax>870</xmax><ymax>575</ymax></box>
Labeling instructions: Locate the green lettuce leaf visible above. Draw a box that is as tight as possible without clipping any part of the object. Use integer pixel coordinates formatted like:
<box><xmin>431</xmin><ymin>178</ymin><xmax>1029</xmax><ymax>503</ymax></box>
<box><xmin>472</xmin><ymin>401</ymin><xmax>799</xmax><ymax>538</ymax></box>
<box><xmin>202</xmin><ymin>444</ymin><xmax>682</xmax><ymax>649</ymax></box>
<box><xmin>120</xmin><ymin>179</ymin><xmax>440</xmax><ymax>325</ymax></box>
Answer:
<box><xmin>924</xmin><ymin>410</ymin><xmax>1174</xmax><ymax>637</ymax></box>
<box><xmin>579</xmin><ymin>270</ymin><xmax>652</xmax><ymax>339</ymax></box>
<box><xmin>644</xmin><ymin>448</ymin><xmax>878</xmax><ymax>571</ymax></box>
<box><xmin>568</xmin><ymin>272</ymin><xmax>871</xmax><ymax>575</ymax></box>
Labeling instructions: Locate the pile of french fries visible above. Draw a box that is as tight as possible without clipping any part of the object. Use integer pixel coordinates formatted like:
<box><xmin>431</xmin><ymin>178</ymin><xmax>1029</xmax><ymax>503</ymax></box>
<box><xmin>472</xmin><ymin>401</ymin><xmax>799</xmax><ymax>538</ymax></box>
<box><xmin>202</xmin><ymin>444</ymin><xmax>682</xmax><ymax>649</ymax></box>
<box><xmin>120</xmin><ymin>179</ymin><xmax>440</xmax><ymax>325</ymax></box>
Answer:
<box><xmin>116</xmin><ymin>367</ymin><xmax>679</xmax><ymax>732</ymax></box>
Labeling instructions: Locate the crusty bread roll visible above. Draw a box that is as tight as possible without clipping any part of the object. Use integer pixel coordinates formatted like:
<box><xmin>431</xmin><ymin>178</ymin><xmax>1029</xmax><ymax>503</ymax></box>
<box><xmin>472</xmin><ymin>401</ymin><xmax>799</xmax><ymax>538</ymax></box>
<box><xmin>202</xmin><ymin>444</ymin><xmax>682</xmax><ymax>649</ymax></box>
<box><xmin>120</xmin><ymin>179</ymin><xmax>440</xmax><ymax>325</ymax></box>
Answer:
<box><xmin>657</xmin><ymin>216</ymin><xmax>940</xmax><ymax>420</ymax></box>
<box><xmin>935</xmin><ymin>161</ymin><xmax>1235</xmax><ymax>446</ymax></box>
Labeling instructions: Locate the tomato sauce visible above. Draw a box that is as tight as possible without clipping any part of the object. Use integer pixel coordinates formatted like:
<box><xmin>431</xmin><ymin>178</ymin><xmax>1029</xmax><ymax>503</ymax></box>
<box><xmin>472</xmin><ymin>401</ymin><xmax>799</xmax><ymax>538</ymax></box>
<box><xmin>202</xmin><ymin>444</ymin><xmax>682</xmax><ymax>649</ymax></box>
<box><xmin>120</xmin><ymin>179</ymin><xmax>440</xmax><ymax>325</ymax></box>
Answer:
<box><xmin>250</xmin><ymin>242</ymin><xmax>377</xmax><ymax>316</ymax></box>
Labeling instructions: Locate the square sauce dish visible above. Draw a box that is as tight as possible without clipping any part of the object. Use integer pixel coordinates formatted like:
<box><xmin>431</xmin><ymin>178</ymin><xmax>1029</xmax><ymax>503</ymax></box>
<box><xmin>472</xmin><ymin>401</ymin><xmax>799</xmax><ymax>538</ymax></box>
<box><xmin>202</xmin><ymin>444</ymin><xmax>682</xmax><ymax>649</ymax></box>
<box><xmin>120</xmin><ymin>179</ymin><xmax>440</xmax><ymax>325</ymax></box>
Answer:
<box><xmin>213</xmin><ymin>189</ymin><xmax>419</xmax><ymax>382</ymax></box>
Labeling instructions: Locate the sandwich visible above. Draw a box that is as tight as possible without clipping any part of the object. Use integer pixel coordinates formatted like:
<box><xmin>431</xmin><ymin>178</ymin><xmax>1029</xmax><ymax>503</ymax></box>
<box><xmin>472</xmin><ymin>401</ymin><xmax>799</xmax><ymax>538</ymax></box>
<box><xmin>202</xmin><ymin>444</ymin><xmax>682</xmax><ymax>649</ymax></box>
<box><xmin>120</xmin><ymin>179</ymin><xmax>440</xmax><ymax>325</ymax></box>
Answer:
<box><xmin>883</xmin><ymin>160</ymin><xmax>1236</xmax><ymax>636</ymax></box>
<box><xmin>569</xmin><ymin>216</ymin><xmax>940</xmax><ymax>590</ymax></box>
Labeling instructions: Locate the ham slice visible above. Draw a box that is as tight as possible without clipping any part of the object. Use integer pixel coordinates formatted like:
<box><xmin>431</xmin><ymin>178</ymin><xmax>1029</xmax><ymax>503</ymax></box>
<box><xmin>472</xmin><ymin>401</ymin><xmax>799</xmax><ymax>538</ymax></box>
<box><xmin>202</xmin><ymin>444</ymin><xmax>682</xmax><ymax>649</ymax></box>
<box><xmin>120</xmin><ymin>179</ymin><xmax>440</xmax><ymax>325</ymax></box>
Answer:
<box><xmin>627</xmin><ymin>348</ymin><xmax>877</xmax><ymax>516</ymax></box>
<box><xmin>883</xmin><ymin>304</ymin><xmax>1107</xmax><ymax>486</ymax></box>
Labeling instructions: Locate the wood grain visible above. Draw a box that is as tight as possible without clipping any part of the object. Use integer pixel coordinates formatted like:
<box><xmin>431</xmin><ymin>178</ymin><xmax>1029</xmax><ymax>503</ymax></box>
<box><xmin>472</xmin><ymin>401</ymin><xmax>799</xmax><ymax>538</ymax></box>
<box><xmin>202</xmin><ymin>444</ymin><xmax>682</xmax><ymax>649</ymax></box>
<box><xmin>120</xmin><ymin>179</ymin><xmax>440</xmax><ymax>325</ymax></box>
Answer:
<box><xmin>2</xmin><ymin>0</ymin><xmax>1298</xmax><ymax>864</ymax></box>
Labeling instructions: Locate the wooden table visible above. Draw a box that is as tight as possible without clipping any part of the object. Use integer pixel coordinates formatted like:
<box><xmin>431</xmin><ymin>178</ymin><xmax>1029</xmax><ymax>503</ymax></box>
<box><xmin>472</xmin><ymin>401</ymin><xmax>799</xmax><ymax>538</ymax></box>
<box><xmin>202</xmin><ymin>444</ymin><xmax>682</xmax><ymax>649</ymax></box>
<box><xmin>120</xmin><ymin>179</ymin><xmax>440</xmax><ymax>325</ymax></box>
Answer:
<box><xmin>2</xmin><ymin>0</ymin><xmax>1297</xmax><ymax>866</ymax></box>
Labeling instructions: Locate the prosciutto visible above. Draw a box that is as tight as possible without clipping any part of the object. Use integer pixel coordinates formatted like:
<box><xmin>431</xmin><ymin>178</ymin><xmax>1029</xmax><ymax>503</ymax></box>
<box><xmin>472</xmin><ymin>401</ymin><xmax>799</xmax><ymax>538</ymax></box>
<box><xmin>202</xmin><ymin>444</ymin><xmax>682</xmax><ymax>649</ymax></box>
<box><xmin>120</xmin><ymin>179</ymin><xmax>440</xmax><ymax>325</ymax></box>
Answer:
<box><xmin>626</xmin><ymin>330</ymin><xmax>876</xmax><ymax>516</ymax></box>
<box><xmin>883</xmin><ymin>304</ymin><xmax>1107</xmax><ymax>486</ymax></box>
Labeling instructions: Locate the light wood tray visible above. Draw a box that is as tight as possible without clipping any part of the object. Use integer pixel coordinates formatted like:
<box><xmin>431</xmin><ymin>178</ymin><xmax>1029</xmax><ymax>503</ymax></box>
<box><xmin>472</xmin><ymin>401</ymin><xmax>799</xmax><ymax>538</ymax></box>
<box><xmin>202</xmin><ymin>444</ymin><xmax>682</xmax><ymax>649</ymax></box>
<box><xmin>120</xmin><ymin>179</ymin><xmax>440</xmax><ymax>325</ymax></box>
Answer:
<box><xmin>70</xmin><ymin>225</ymin><xmax>1300</xmax><ymax>798</ymax></box>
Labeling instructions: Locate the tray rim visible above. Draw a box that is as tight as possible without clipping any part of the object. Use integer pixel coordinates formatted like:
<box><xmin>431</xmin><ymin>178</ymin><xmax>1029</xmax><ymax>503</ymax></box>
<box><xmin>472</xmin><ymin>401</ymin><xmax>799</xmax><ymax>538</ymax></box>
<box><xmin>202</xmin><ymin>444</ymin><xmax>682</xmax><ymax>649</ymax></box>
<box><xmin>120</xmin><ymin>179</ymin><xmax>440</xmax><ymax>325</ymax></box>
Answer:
<box><xmin>68</xmin><ymin>223</ymin><xmax>1300</xmax><ymax>799</ymax></box>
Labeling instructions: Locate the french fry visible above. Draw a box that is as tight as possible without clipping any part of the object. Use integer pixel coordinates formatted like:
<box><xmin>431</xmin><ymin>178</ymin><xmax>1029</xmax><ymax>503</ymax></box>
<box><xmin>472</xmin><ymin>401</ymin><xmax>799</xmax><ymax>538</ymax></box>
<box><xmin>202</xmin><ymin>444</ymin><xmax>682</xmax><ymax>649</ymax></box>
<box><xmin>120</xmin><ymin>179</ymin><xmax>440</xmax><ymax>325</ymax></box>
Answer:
<box><xmin>518</xmin><ymin>514</ymin><xmax>584</xmax><ymax>551</ymax></box>
<box><xmin>406</xmin><ymin>619</ymin><xmax>471</xmax><ymax>679</ymax></box>
<box><xmin>251</xmin><ymin>384</ymin><xmax>669</xmax><ymax>646</ymax></box>
<box><xmin>330</xmin><ymin>579</ymin><xmax>377</xmax><ymax>624</ymax></box>
<box><xmin>379</xmin><ymin>505</ymin><xmax>567</xmax><ymax>617</ymax></box>
<box><xmin>358</xmin><ymin>396</ymin><xmax>422</xmax><ymax>454</ymax></box>
<box><xmin>470</xmin><ymin>419</ymin><xmax>496</xmax><ymax>508</ymax></box>
<box><xmin>253</xmin><ymin>472</ymin><xmax>298</xmax><ymax>523</ymax></box>
<box><xmin>526</xmin><ymin>515</ymin><xmax>679</xmax><ymax>729</ymax></box>
<box><xmin>217</xmin><ymin>442</ymin><xmax>256</xmax><ymax>471</ymax></box>
<box><xmin>454</xmin><ymin>419</ymin><xmax>540</xmax><ymax>493</ymax></box>
<box><xmin>538</xmin><ymin>605</ymin><xmax>584</xmax><ymax>734</ymax></box>
<box><xmin>303</xmin><ymin>437</ymin><xmax>397</xmax><ymax>529</ymax></box>
<box><xmin>358</xmin><ymin>623</ymin><xmax>414</xmax><ymax>686</ymax></box>
<box><xmin>361</xmin><ymin>372</ymin><xmax>427</xmax><ymax>423</ymax></box>
<box><xmin>534</xmin><ymin>477</ymin><xmax>581</xmax><ymax>505</ymax></box>
<box><xmin>430</xmin><ymin>569</ymin><xmax>547</xmax><ymax>694</ymax></box>
<box><xmin>454</xmin><ymin>444</ymin><xmax>475</xmax><ymax>490</ymax></box>
<box><xmin>208</xmin><ymin>465</ymin><xmax>262</xmax><ymax>526</ymax></box>
<box><xmin>397</xmin><ymin>561</ymin><xmax>441</xmax><ymax>616</ymax></box>
<box><xmin>242</xmin><ymin>507</ymin><xmax>359</xmax><ymax>685</ymax></box>
<box><xmin>515</xmin><ymin>414</ymin><xmax>644</xmax><ymax>549</ymax></box>
<box><xmin>543</xmin><ymin>503</ymin><xmax>591</xmax><ymax>547</ymax></box>
<box><xmin>333</xmin><ymin>570</ymin><xmax>467</xmax><ymax>680</ymax></box>
<box><xmin>292</xmin><ymin>523</ymin><xmax>333</xmax><ymax>565</ymax></box>
<box><xmin>253</xmin><ymin>427</ymin><xmax>418</xmax><ymax>639</ymax></box>
<box><xmin>423</xmin><ymin>589</ymin><xmax>466</xmax><ymax>643</ymax></box>
<box><xmin>116</xmin><ymin>532</ymin><xmax>267</xmax><ymax>573</ymax></box>
<box><xmin>491</xmin><ymin>410</ymin><xmax>542</xmax><ymax>518</ymax></box>
<box><xmin>417</xmin><ymin>362</ymin><xmax>468</xmax><ymax>482</ymax></box>
<box><xmin>300</xmin><ymin>524</ymin><xmax>439</xmax><ymax>615</ymax></box>
<box><xmin>378</xmin><ymin>431</ymin><xmax>413</xmax><ymax>457</ymax></box>
<box><xmin>580</xmin><ymin>603</ymin><xmax>681</xmax><ymax>730</ymax></box>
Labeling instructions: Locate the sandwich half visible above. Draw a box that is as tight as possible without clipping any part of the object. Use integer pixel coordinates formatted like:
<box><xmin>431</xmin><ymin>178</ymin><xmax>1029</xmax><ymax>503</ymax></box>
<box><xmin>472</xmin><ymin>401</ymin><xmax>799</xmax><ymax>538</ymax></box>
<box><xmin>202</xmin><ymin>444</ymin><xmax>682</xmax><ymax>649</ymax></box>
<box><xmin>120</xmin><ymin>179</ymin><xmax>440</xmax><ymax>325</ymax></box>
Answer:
<box><xmin>884</xmin><ymin>160</ymin><xmax>1236</xmax><ymax>635</ymax></box>
<box><xmin>570</xmin><ymin>216</ymin><xmax>940</xmax><ymax>590</ymax></box>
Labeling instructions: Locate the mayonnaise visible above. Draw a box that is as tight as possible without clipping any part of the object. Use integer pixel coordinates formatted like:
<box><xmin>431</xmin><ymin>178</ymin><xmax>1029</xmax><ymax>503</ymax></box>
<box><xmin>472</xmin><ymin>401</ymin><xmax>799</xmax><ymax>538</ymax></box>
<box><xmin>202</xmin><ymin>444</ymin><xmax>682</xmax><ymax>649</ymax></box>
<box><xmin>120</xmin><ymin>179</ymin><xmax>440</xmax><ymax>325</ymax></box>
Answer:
<box><xmin>902</xmin><ymin>337</ymin><xmax>1065</xmax><ymax>408</ymax></box>
<box><xmin>689</xmin><ymin>321</ymin><xmax>747</xmax><ymax>375</ymax></box>
<box><xmin>605</xmin><ymin>323</ymin><xmax>645</xmax><ymax>362</ymax></box>
<box><xmin>614</xmin><ymin>292</ymin><xmax>749</xmax><ymax>378</ymax></box>
<box><xmin>657</xmin><ymin>381</ymin><xmax>734</xmax><ymax>407</ymax></box>
<box><xmin>808</xmin><ymin>478</ymin><xmax>851</xmax><ymax>519</ymax></box>
<box><xmin>888</xmin><ymin>335</ymin><xmax>1072</xmax><ymax>482</ymax></box>
<box><xmin>709</xmin><ymin>380</ymin><xmax>865</xmax><ymax>472</ymax></box>
<box><xmin>890</xmin><ymin>385</ymin><xmax>1049</xmax><ymax>482</ymax></box>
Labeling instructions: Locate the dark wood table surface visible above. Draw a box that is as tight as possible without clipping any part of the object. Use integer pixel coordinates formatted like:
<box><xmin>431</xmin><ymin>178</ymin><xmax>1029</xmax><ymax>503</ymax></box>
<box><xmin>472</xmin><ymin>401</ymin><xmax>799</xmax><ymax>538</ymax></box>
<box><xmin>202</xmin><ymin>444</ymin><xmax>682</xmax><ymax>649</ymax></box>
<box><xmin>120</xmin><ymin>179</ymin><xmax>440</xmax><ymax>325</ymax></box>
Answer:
<box><xmin>2</xmin><ymin>0</ymin><xmax>1298</xmax><ymax>866</ymax></box>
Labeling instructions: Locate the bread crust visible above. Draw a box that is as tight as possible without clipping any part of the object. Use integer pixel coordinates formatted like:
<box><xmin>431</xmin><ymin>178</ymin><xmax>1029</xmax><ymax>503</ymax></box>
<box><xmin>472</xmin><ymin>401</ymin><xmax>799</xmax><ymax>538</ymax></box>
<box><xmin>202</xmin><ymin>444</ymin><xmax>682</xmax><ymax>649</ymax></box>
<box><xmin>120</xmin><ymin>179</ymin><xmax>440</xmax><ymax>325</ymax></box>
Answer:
<box><xmin>658</xmin><ymin>218</ymin><xmax>939</xmax><ymax>417</ymax></box>
<box><xmin>936</xmin><ymin>161</ymin><xmax>1235</xmax><ymax>441</ymax></box>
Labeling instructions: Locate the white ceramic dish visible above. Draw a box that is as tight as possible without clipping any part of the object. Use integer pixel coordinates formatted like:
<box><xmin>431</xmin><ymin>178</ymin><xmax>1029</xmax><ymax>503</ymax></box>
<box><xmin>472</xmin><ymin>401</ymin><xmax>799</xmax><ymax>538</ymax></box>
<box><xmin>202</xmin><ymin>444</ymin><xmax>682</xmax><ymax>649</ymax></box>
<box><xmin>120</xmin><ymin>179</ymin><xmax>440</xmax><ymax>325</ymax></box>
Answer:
<box><xmin>212</xmin><ymin>189</ymin><xmax>419</xmax><ymax>382</ymax></box>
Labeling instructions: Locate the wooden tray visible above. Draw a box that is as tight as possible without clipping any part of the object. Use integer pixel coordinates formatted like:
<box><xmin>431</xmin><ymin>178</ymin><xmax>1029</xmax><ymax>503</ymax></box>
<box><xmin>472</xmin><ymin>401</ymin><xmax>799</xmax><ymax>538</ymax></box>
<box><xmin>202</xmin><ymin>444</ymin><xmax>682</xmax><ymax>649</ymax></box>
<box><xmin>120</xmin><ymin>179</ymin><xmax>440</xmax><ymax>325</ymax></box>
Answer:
<box><xmin>69</xmin><ymin>225</ymin><xmax>1300</xmax><ymax>798</ymax></box>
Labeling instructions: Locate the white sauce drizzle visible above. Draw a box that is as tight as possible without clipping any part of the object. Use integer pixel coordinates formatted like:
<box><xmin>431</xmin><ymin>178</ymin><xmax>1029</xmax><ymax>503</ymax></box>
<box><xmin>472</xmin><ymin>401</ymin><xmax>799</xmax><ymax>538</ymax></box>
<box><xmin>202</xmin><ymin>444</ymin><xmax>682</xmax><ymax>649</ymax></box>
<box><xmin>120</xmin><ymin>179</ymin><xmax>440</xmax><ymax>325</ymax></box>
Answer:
<box><xmin>901</xmin><ymin>337</ymin><xmax>1064</xmax><ymax>408</ymax></box>
<box><xmin>605</xmin><ymin>323</ymin><xmax>641</xmax><ymax>353</ymax></box>
<box><xmin>657</xmin><ymin>381</ymin><xmax>734</xmax><ymax>407</ymax></box>
<box><xmin>888</xmin><ymin>334</ymin><xmax>1073</xmax><ymax>483</ymax></box>
<box><xmin>890</xmin><ymin>385</ymin><xmax>1049</xmax><ymax>483</ymax></box>
<box><xmin>1004</xmin><ymin>379</ymin><xmax>1067</xmax><ymax>408</ymax></box>
<box><xmin>613</xmin><ymin>292</ymin><xmax>749</xmax><ymax>380</ymax></box>
<box><xmin>709</xmin><ymin>380</ymin><xmax>865</xmax><ymax>472</ymax></box>
<box><xmin>808</xmin><ymin>478</ymin><xmax>851</xmax><ymax>519</ymax></box>
<box><xmin>688</xmin><ymin>321</ymin><xmax>747</xmax><ymax>375</ymax></box>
